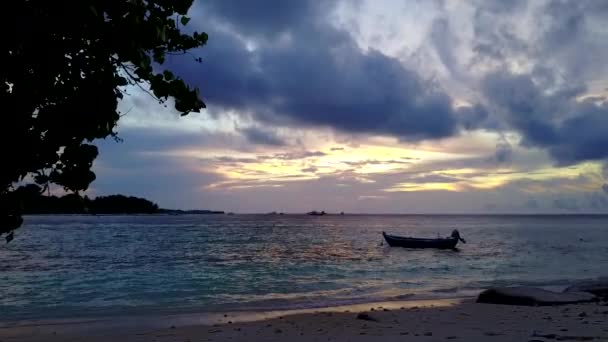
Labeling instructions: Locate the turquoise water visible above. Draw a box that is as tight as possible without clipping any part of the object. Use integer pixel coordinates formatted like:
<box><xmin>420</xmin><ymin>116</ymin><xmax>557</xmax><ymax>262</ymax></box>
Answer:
<box><xmin>1</xmin><ymin>214</ymin><xmax>608</xmax><ymax>321</ymax></box>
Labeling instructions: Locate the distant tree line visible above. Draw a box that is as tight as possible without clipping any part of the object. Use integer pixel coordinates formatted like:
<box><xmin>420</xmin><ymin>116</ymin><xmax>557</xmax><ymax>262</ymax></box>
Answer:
<box><xmin>13</xmin><ymin>184</ymin><xmax>159</xmax><ymax>214</ymax></box>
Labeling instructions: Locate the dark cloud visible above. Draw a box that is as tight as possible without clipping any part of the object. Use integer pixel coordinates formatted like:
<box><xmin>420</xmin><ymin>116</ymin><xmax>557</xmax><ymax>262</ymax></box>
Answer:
<box><xmin>589</xmin><ymin>193</ymin><xmax>608</xmax><ymax>209</ymax></box>
<box><xmin>342</xmin><ymin>159</ymin><xmax>411</xmax><ymax>167</ymax></box>
<box><xmin>212</xmin><ymin>156</ymin><xmax>259</xmax><ymax>165</ymax></box>
<box><xmin>495</xmin><ymin>139</ymin><xmax>512</xmax><ymax>164</ymax></box>
<box><xmin>166</xmin><ymin>0</ymin><xmax>467</xmax><ymax>141</ymax></box>
<box><xmin>525</xmin><ymin>198</ymin><xmax>539</xmax><ymax>209</ymax></box>
<box><xmin>238</xmin><ymin>126</ymin><xmax>286</xmax><ymax>146</ymax></box>
<box><xmin>330</xmin><ymin>147</ymin><xmax>345</xmax><ymax>151</ymax></box>
<box><xmin>553</xmin><ymin>198</ymin><xmax>579</xmax><ymax>211</ymax></box>
<box><xmin>457</xmin><ymin>104</ymin><xmax>491</xmax><ymax>130</ymax></box>
<box><xmin>602</xmin><ymin>184</ymin><xmax>608</xmax><ymax>194</ymax></box>
<box><xmin>261</xmin><ymin>151</ymin><xmax>326</xmax><ymax>160</ymax></box>
<box><xmin>199</xmin><ymin>0</ymin><xmax>330</xmax><ymax>38</ymax></box>
<box><xmin>301</xmin><ymin>166</ymin><xmax>318</xmax><ymax>173</ymax></box>
<box><xmin>482</xmin><ymin>71</ymin><xmax>608</xmax><ymax>164</ymax></box>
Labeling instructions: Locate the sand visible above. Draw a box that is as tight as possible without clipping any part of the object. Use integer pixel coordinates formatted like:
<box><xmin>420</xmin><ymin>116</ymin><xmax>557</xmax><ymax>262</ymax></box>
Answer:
<box><xmin>1</xmin><ymin>298</ymin><xmax>607</xmax><ymax>341</ymax></box>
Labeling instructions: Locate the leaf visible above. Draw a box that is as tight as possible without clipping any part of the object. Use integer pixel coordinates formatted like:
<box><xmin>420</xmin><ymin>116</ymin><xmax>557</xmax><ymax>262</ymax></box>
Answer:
<box><xmin>163</xmin><ymin>70</ymin><xmax>174</xmax><ymax>80</ymax></box>
<box><xmin>4</xmin><ymin>0</ymin><xmax>207</xmax><ymax>239</ymax></box>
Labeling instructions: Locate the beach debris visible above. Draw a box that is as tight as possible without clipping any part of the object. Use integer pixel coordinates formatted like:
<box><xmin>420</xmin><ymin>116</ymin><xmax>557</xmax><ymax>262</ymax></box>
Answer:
<box><xmin>532</xmin><ymin>332</ymin><xmax>557</xmax><ymax>339</ymax></box>
<box><xmin>532</xmin><ymin>332</ymin><xmax>598</xmax><ymax>341</ymax></box>
<box><xmin>555</xmin><ymin>336</ymin><xmax>595</xmax><ymax>341</ymax></box>
<box><xmin>356</xmin><ymin>313</ymin><xmax>378</xmax><ymax>322</ymax></box>
<box><xmin>477</xmin><ymin>287</ymin><xmax>596</xmax><ymax>306</ymax></box>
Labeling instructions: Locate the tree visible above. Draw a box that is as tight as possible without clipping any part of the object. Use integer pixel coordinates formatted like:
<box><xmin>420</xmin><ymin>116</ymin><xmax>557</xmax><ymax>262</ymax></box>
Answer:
<box><xmin>1</xmin><ymin>0</ymin><xmax>207</xmax><ymax>241</ymax></box>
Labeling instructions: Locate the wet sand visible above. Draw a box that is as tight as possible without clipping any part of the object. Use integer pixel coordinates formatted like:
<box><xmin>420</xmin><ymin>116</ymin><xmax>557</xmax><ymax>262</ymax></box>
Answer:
<box><xmin>1</xmin><ymin>298</ymin><xmax>607</xmax><ymax>341</ymax></box>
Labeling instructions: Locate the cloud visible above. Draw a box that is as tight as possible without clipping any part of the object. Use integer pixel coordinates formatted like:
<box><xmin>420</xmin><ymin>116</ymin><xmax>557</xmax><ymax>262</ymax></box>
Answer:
<box><xmin>265</xmin><ymin>151</ymin><xmax>326</xmax><ymax>160</ymax></box>
<box><xmin>482</xmin><ymin>71</ymin><xmax>608</xmax><ymax>165</ymax></box>
<box><xmin>200</xmin><ymin>0</ymin><xmax>331</xmax><ymax>38</ymax></box>
<box><xmin>165</xmin><ymin>0</ymin><xmax>470</xmax><ymax>142</ymax></box>
<box><xmin>238</xmin><ymin>126</ymin><xmax>286</xmax><ymax>146</ymax></box>
<box><xmin>495</xmin><ymin>138</ymin><xmax>513</xmax><ymax>164</ymax></box>
<box><xmin>589</xmin><ymin>193</ymin><xmax>608</xmax><ymax>209</ymax></box>
<box><xmin>301</xmin><ymin>166</ymin><xmax>318</xmax><ymax>173</ymax></box>
<box><xmin>342</xmin><ymin>159</ymin><xmax>411</xmax><ymax>167</ymax></box>
<box><xmin>603</xmin><ymin>184</ymin><xmax>608</xmax><ymax>194</ymax></box>
<box><xmin>553</xmin><ymin>198</ymin><xmax>579</xmax><ymax>211</ymax></box>
<box><xmin>525</xmin><ymin>198</ymin><xmax>539</xmax><ymax>209</ymax></box>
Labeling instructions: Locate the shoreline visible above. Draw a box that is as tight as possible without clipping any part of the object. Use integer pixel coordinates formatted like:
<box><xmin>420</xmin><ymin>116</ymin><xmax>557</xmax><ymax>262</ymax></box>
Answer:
<box><xmin>0</xmin><ymin>297</ymin><xmax>467</xmax><ymax>331</ymax></box>
<box><xmin>1</xmin><ymin>296</ymin><xmax>606</xmax><ymax>341</ymax></box>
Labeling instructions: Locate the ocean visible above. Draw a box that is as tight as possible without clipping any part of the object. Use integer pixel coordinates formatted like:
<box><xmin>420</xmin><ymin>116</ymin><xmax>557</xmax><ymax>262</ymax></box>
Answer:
<box><xmin>1</xmin><ymin>214</ymin><xmax>607</xmax><ymax>321</ymax></box>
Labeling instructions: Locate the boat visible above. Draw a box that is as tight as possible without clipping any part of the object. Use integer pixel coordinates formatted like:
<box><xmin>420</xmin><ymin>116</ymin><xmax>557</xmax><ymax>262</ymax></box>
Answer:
<box><xmin>382</xmin><ymin>229</ymin><xmax>465</xmax><ymax>249</ymax></box>
<box><xmin>307</xmin><ymin>210</ymin><xmax>326</xmax><ymax>216</ymax></box>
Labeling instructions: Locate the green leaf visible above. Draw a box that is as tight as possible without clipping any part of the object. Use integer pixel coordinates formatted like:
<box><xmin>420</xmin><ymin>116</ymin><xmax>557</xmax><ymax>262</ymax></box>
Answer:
<box><xmin>180</xmin><ymin>16</ymin><xmax>191</xmax><ymax>26</ymax></box>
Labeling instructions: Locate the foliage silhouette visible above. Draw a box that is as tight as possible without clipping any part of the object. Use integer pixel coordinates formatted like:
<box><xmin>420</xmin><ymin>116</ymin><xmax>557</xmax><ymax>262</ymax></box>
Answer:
<box><xmin>13</xmin><ymin>187</ymin><xmax>159</xmax><ymax>215</ymax></box>
<box><xmin>1</xmin><ymin>1</ymin><xmax>207</xmax><ymax>241</ymax></box>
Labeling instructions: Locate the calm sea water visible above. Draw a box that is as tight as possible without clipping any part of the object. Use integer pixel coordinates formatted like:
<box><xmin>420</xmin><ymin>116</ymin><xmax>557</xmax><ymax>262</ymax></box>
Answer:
<box><xmin>1</xmin><ymin>214</ymin><xmax>608</xmax><ymax>321</ymax></box>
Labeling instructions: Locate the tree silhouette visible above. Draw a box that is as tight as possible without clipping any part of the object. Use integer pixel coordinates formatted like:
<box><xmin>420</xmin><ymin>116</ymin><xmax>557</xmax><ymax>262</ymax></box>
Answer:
<box><xmin>1</xmin><ymin>0</ymin><xmax>207</xmax><ymax>241</ymax></box>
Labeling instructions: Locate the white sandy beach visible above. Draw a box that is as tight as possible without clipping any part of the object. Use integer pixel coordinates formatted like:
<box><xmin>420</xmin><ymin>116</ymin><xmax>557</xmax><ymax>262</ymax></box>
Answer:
<box><xmin>1</xmin><ymin>298</ymin><xmax>606</xmax><ymax>341</ymax></box>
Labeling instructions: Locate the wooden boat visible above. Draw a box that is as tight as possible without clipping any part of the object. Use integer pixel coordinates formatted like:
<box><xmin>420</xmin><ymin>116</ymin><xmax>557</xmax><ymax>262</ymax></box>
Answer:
<box><xmin>382</xmin><ymin>230</ymin><xmax>465</xmax><ymax>249</ymax></box>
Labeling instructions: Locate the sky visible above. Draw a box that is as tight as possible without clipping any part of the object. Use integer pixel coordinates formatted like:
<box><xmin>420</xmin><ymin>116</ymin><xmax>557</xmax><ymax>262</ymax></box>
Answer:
<box><xmin>92</xmin><ymin>0</ymin><xmax>608</xmax><ymax>213</ymax></box>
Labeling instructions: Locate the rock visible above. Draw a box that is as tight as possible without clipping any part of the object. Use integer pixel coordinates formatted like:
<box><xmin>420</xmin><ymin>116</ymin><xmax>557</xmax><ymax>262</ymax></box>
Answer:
<box><xmin>477</xmin><ymin>287</ymin><xmax>597</xmax><ymax>306</ymax></box>
<box><xmin>565</xmin><ymin>277</ymin><xmax>608</xmax><ymax>298</ymax></box>
<box><xmin>424</xmin><ymin>332</ymin><xmax>433</xmax><ymax>336</ymax></box>
<box><xmin>578</xmin><ymin>312</ymin><xmax>587</xmax><ymax>317</ymax></box>
<box><xmin>356</xmin><ymin>313</ymin><xmax>378</xmax><ymax>322</ymax></box>
<box><xmin>446</xmin><ymin>336</ymin><xmax>458</xmax><ymax>339</ymax></box>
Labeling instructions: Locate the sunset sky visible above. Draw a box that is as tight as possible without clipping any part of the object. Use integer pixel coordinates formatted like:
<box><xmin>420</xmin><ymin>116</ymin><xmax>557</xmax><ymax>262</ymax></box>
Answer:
<box><xmin>92</xmin><ymin>0</ymin><xmax>608</xmax><ymax>213</ymax></box>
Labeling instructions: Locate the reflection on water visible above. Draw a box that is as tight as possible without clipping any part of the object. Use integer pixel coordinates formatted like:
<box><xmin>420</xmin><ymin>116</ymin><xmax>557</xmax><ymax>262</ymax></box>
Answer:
<box><xmin>1</xmin><ymin>214</ymin><xmax>608</xmax><ymax>320</ymax></box>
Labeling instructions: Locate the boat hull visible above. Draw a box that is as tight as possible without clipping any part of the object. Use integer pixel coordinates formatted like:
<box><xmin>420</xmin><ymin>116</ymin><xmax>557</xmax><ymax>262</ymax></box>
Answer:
<box><xmin>382</xmin><ymin>232</ymin><xmax>459</xmax><ymax>249</ymax></box>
